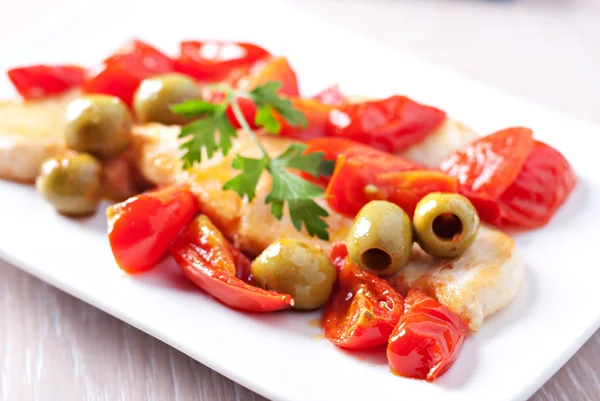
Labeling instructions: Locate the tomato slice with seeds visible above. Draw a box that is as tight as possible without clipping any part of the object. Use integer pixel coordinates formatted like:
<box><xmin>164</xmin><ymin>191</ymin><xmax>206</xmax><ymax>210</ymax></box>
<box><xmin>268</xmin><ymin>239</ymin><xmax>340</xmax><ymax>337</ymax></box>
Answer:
<box><xmin>323</xmin><ymin>259</ymin><xmax>404</xmax><ymax>349</ymax></box>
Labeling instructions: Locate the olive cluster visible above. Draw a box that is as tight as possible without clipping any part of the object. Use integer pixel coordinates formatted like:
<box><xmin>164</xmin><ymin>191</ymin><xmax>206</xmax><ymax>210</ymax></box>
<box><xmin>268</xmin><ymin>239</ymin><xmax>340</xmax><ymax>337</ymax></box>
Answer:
<box><xmin>36</xmin><ymin>74</ymin><xmax>202</xmax><ymax>215</ymax></box>
<box><xmin>347</xmin><ymin>193</ymin><xmax>480</xmax><ymax>276</ymax></box>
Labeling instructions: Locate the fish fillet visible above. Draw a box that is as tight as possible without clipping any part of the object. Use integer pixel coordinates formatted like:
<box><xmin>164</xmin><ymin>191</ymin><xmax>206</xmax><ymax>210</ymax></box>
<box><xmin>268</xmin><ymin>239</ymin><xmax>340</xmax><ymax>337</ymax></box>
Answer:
<box><xmin>0</xmin><ymin>92</ymin><xmax>76</xmax><ymax>182</ymax></box>
<box><xmin>388</xmin><ymin>226</ymin><xmax>524</xmax><ymax>331</ymax></box>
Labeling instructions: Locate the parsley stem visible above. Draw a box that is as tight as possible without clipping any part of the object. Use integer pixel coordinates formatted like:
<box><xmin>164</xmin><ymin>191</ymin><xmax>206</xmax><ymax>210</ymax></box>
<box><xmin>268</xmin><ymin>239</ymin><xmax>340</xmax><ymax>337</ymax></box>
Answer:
<box><xmin>229</xmin><ymin>96</ymin><xmax>269</xmax><ymax>159</ymax></box>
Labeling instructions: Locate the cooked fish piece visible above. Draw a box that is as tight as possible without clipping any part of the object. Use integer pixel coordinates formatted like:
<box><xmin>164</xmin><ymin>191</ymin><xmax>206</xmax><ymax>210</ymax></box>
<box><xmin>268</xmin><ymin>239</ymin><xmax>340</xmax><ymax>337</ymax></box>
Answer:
<box><xmin>399</xmin><ymin>118</ymin><xmax>478</xmax><ymax>167</ymax></box>
<box><xmin>131</xmin><ymin>124</ymin><xmax>353</xmax><ymax>256</ymax></box>
<box><xmin>0</xmin><ymin>92</ymin><xmax>75</xmax><ymax>182</ymax></box>
<box><xmin>387</xmin><ymin>225</ymin><xmax>524</xmax><ymax>331</ymax></box>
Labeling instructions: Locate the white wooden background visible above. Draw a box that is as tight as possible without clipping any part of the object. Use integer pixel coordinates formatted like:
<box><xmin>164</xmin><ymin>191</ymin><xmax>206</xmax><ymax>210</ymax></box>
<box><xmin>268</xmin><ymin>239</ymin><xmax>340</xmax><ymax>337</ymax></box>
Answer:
<box><xmin>1</xmin><ymin>0</ymin><xmax>599</xmax><ymax>400</ymax></box>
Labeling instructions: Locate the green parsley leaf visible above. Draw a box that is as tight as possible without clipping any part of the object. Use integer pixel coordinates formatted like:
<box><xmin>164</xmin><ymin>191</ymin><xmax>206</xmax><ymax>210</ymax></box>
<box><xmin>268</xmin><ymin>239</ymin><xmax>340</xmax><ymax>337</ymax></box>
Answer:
<box><xmin>319</xmin><ymin>159</ymin><xmax>336</xmax><ymax>177</ymax></box>
<box><xmin>288</xmin><ymin>199</ymin><xmax>330</xmax><ymax>240</ymax></box>
<box><xmin>265</xmin><ymin>146</ymin><xmax>330</xmax><ymax>240</ymax></box>
<box><xmin>223</xmin><ymin>156</ymin><xmax>269</xmax><ymax>201</ymax></box>
<box><xmin>171</xmin><ymin>100</ymin><xmax>220</xmax><ymax>117</ymax></box>
<box><xmin>273</xmin><ymin>144</ymin><xmax>323</xmax><ymax>178</ymax></box>
<box><xmin>250</xmin><ymin>82</ymin><xmax>307</xmax><ymax>129</ymax></box>
<box><xmin>254</xmin><ymin>105</ymin><xmax>281</xmax><ymax>134</ymax></box>
<box><xmin>174</xmin><ymin>81</ymin><xmax>330</xmax><ymax>240</ymax></box>
<box><xmin>179</xmin><ymin>117</ymin><xmax>218</xmax><ymax>168</ymax></box>
<box><xmin>178</xmin><ymin>113</ymin><xmax>237</xmax><ymax>167</ymax></box>
<box><xmin>217</xmin><ymin>114</ymin><xmax>237</xmax><ymax>157</ymax></box>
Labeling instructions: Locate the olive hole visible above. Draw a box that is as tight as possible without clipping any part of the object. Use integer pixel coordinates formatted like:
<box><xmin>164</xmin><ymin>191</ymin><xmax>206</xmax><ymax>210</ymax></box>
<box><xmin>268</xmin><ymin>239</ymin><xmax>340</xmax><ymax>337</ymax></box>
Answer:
<box><xmin>361</xmin><ymin>248</ymin><xmax>392</xmax><ymax>271</ymax></box>
<box><xmin>432</xmin><ymin>213</ymin><xmax>463</xmax><ymax>240</ymax></box>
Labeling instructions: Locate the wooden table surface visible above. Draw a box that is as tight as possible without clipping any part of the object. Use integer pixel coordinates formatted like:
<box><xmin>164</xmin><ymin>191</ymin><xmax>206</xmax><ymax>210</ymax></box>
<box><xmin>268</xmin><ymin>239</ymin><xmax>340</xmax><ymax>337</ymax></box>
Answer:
<box><xmin>1</xmin><ymin>0</ymin><xmax>599</xmax><ymax>400</ymax></box>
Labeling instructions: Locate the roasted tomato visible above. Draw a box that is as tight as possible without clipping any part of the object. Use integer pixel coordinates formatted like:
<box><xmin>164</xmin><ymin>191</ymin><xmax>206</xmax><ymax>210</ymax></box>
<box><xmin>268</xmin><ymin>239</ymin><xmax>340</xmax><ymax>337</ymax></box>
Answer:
<box><xmin>323</xmin><ymin>259</ymin><xmax>404</xmax><ymax>349</ymax></box>
<box><xmin>313</xmin><ymin>84</ymin><xmax>346</xmax><ymax>106</ymax></box>
<box><xmin>107</xmin><ymin>186</ymin><xmax>198</xmax><ymax>274</ymax></box>
<box><xmin>235</xmin><ymin>56</ymin><xmax>300</xmax><ymax>97</ymax></box>
<box><xmin>328</xmin><ymin>241</ymin><xmax>348</xmax><ymax>273</ymax></box>
<box><xmin>387</xmin><ymin>289</ymin><xmax>468</xmax><ymax>382</ymax></box>
<box><xmin>8</xmin><ymin>65</ymin><xmax>86</xmax><ymax>99</ymax></box>
<box><xmin>498</xmin><ymin>140</ymin><xmax>576</xmax><ymax>227</ymax></box>
<box><xmin>327</xmin><ymin>95</ymin><xmax>446</xmax><ymax>153</ymax></box>
<box><xmin>302</xmin><ymin>137</ymin><xmax>420</xmax><ymax>188</ymax></box>
<box><xmin>170</xmin><ymin>215</ymin><xmax>294</xmax><ymax>312</ymax></box>
<box><xmin>440</xmin><ymin>127</ymin><xmax>534</xmax><ymax>198</ymax></box>
<box><xmin>225</xmin><ymin>97</ymin><xmax>259</xmax><ymax>129</ymax></box>
<box><xmin>324</xmin><ymin>144</ymin><xmax>457</xmax><ymax>217</ymax></box>
<box><xmin>175</xmin><ymin>41</ymin><xmax>270</xmax><ymax>82</ymax></box>
<box><xmin>276</xmin><ymin>98</ymin><xmax>333</xmax><ymax>141</ymax></box>
<box><xmin>440</xmin><ymin>127</ymin><xmax>576</xmax><ymax>228</ymax></box>
<box><xmin>83</xmin><ymin>39</ymin><xmax>175</xmax><ymax>106</ymax></box>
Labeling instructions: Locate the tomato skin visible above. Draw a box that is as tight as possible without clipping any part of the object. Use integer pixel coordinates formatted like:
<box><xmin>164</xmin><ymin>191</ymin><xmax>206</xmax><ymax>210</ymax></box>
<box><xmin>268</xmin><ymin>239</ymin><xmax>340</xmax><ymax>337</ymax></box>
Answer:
<box><xmin>175</xmin><ymin>41</ymin><xmax>270</xmax><ymax>82</ymax></box>
<box><xmin>236</xmin><ymin>56</ymin><xmax>300</xmax><ymax>97</ymax></box>
<box><xmin>387</xmin><ymin>289</ymin><xmax>468</xmax><ymax>382</ymax></box>
<box><xmin>324</xmin><ymin>144</ymin><xmax>457</xmax><ymax>217</ymax></box>
<box><xmin>323</xmin><ymin>259</ymin><xmax>404</xmax><ymax>349</ymax></box>
<box><xmin>440</xmin><ymin>128</ymin><xmax>576</xmax><ymax>228</ymax></box>
<box><xmin>302</xmin><ymin>137</ymin><xmax>423</xmax><ymax>188</ymax></box>
<box><xmin>170</xmin><ymin>215</ymin><xmax>293</xmax><ymax>312</ymax></box>
<box><xmin>8</xmin><ymin>65</ymin><xmax>86</xmax><ymax>99</ymax></box>
<box><xmin>83</xmin><ymin>39</ymin><xmax>174</xmax><ymax>106</ymax></box>
<box><xmin>313</xmin><ymin>84</ymin><xmax>346</xmax><ymax>106</ymax></box>
<box><xmin>498</xmin><ymin>140</ymin><xmax>576</xmax><ymax>228</ymax></box>
<box><xmin>276</xmin><ymin>98</ymin><xmax>334</xmax><ymax>141</ymax></box>
<box><xmin>327</xmin><ymin>95</ymin><xmax>446</xmax><ymax>153</ymax></box>
<box><xmin>225</xmin><ymin>97</ymin><xmax>259</xmax><ymax>129</ymax></box>
<box><xmin>107</xmin><ymin>186</ymin><xmax>198</xmax><ymax>274</ymax></box>
<box><xmin>440</xmin><ymin>127</ymin><xmax>534</xmax><ymax>198</ymax></box>
<box><xmin>328</xmin><ymin>242</ymin><xmax>348</xmax><ymax>273</ymax></box>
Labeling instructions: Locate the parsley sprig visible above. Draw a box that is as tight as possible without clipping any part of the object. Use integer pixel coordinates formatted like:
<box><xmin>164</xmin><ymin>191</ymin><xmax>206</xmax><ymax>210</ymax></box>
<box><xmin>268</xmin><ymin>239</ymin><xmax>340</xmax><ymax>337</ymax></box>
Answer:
<box><xmin>171</xmin><ymin>82</ymin><xmax>330</xmax><ymax>240</ymax></box>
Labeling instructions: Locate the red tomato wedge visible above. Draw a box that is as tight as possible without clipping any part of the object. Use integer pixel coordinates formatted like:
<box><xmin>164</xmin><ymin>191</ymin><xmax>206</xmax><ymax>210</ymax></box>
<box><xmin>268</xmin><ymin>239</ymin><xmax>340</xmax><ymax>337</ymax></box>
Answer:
<box><xmin>328</xmin><ymin>242</ymin><xmax>348</xmax><ymax>273</ymax></box>
<box><xmin>499</xmin><ymin>140</ymin><xmax>576</xmax><ymax>227</ymax></box>
<box><xmin>440</xmin><ymin>128</ymin><xmax>576</xmax><ymax>228</ymax></box>
<box><xmin>225</xmin><ymin>97</ymin><xmax>259</xmax><ymax>129</ymax></box>
<box><xmin>170</xmin><ymin>215</ymin><xmax>294</xmax><ymax>312</ymax></box>
<box><xmin>83</xmin><ymin>39</ymin><xmax>175</xmax><ymax>106</ymax></box>
<box><xmin>175</xmin><ymin>41</ymin><xmax>270</xmax><ymax>82</ymax></box>
<box><xmin>313</xmin><ymin>84</ymin><xmax>346</xmax><ymax>106</ymax></box>
<box><xmin>302</xmin><ymin>137</ymin><xmax>423</xmax><ymax>188</ymax></box>
<box><xmin>107</xmin><ymin>186</ymin><xmax>198</xmax><ymax>274</ymax></box>
<box><xmin>276</xmin><ymin>98</ymin><xmax>334</xmax><ymax>141</ymax></box>
<box><xmin>8</xmin><ymin>65</ymin><xmax>86</xmax><ymax>99</ymax></box>
<box><xmin>323</xmin><ymin>259</ymin><xmax>404</xmax><ymax>349</ymax></box>
<box><xmin>324</xmin><ymin>145</ymin><xmax>457</xmax><ymax>217</ymax></box>
<box><xmin>440</xmin><ymin>127</ymin><xmax>534</xmax><ymax>198</ymax></box>
<box><xmin>327</xmin><ymin>95</ymin><xmax>446</xmax><ymax>153</ymax></box>
<box><xmin>236</xmin><ymin>56</ymin><xmax>300</xmax><ymax>97</ymax></box>
<box><xmin>387</xmin><ymin>289</ymin><xmax>468</xmax><ymax>382</ymax></box>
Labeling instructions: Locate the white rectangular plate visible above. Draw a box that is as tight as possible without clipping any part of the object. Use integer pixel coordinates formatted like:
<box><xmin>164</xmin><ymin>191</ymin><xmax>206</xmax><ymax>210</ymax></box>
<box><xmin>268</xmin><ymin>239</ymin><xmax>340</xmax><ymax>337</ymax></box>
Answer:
<box><xmin>1</xmin><ymin>1</ymin><xmax>599</xmax><ymax>400</ymax></box>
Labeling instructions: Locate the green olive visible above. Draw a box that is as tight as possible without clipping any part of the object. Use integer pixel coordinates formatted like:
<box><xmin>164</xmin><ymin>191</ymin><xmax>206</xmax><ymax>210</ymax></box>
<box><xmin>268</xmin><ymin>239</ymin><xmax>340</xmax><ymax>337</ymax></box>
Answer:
<box><xmin>346</xmin><ymin>200</ymin><xmax>413</xmax><ymax>276</ymax></box>
<box><xmin>251</xmin><ymin>239</ymin><xmax>337</xmax><ymax>310</ymax></box>
<box><xmin>413</xmin><ymin>192</ymin><xmax>480</xmax><ymax>258</ymax></box>
<box><xmin>64</xmin><ymin>95</ymin><xmax>132</xmax><ymax>159</ymax></box>
<box><xmin>133</xmin><ymin>73</ymin><xmax>201</xmax><ymax>125</ymax></box>
<box><xmin>35</xmin><ymin>153</ymin><xmax>102</xmax><ymax>216</ymax></box>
